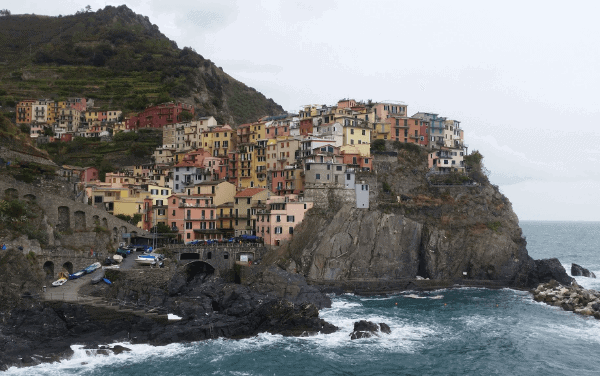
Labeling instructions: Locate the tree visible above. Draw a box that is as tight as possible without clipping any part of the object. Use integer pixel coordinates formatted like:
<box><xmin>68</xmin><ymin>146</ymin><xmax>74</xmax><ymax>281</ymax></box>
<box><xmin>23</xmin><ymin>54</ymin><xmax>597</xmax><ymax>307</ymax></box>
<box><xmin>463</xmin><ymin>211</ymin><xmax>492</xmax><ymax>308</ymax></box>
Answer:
<box><xmin>0</xmin><ymin>9</ymin><xmax>11</xmax><ymax>16</ymax></box>
<box><xmin>180</xmin><ymin>111</ymin><xmax>194</xmax><ymax>122</ymax></box>
<box><xmin>43</xmin><ymin>127</ymin><xmax>54</xmax><ymax>137</ymax></box>
<box><xmin>85</xmin><ymin>5</ymin><xmax>91</xmax><ymax>12</ymax></box>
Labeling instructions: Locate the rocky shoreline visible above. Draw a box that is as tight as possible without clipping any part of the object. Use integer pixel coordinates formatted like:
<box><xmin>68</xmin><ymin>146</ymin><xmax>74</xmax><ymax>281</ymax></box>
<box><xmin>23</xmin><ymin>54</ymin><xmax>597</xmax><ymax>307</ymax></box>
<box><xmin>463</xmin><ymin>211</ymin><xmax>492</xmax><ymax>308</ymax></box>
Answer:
<box><xmin>0</xmin><ymin>259</ymin><xmax>575</xmax><ymax>371</ymax></box>
<box><xmin>533</xmin><ymin>279</ymin><xmax>600</xmax><ymax>319</ymax></box>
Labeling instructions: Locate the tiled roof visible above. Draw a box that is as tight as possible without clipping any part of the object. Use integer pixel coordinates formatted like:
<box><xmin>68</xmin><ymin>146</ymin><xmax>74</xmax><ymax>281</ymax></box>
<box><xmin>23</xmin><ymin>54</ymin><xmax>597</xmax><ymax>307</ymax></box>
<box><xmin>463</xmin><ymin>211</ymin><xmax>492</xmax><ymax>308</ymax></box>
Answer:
<box><xmin>234</xmin><ymin>188</ymin><xmax>266</xmax><ymax>198</ymax></box>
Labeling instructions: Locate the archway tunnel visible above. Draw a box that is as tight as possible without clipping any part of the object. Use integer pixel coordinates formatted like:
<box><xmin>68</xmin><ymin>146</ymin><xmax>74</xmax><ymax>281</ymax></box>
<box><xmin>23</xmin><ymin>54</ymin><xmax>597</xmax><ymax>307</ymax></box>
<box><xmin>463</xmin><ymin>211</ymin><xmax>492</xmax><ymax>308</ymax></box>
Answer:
<box><xmin>180</xmin><ymin>253</ymin><xmax>200</xmax><ymax>261</ymax></box>
<box><xmin>184</xmin><ymin>261</ymin><xmax>215</xmax><ymax>282</ymax></box>
<box><xmin>43</xmin><ymin>261</ymin><xmax>54</xmax><ymax>279</ymax></box>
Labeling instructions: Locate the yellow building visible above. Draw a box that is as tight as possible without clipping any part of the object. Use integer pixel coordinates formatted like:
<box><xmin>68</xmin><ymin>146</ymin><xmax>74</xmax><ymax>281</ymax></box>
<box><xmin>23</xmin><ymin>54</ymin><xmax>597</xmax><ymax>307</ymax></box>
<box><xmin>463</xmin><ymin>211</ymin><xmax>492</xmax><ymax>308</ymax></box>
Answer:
<box><xmin>371</xmin><ymin>121</ymin><xmax>391</xmax><ymax>141</ymax></box>
<box><xmin>146</xmin><ymin>184</ymin><xmax>172</xmax><ymax>227</ymax></box>
<box><xmin>195</xmin><ymin>180</ymin><xmax>236</xmax><ymax>206</ymax></box>
<box><xmin>201</xmin><ymin>124</ymin><xmax>234</xmax><ymax>158</ymax></box>
<box><xmin>341</xmin><ymin>121</ymin><xmax>371</xmax><ymax>150</ymax></box>
<box><xmin>233</xmin><ymin>188</ymin><xmax>270</xmax><ymax>236</ymax></box>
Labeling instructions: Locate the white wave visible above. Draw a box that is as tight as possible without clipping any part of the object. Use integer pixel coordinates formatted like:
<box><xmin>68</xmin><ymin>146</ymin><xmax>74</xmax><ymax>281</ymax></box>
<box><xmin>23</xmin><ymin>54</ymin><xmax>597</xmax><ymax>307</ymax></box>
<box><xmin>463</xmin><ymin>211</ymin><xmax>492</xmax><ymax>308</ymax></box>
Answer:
<box><xmin>2</xmin><ymin>341</ymin><xmax>191</xmax><ymax>376</ymax></box>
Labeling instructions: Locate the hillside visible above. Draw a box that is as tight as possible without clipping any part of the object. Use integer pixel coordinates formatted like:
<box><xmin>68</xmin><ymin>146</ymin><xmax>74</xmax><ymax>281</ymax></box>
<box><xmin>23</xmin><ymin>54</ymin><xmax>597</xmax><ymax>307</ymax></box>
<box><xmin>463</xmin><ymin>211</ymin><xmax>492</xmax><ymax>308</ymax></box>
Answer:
<box><xmin>0</xmin><ymin>6</ymin><xmax>284</xmax><ymax>125</ymax></box>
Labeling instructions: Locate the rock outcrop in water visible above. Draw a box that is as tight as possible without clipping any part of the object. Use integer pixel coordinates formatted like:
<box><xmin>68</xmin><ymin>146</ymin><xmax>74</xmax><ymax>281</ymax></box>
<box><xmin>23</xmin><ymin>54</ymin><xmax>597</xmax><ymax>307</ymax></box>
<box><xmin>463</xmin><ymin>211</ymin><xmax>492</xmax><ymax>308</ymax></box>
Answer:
<box><xmin>571</xmin><ymin>263</ymin><xmax>596</xmax><ymax>278</ymax></box>
<box><xmin>349</xmin><ymin>320</ymin><xmax>391</xmax><ymax>339</ymax></box>
<box><xmin>283</xmin><ymin>150</ymin><xmax>571</xmax><ymax>291</ymax></box>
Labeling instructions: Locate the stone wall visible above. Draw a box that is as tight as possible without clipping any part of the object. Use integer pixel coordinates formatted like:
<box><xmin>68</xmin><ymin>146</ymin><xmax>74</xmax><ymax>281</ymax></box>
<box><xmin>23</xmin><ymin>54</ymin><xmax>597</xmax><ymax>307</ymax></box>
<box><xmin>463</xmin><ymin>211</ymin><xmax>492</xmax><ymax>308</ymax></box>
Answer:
<box><xmin>0</xmin><ymin>147</ymin><xmax>56</xmax><ymax>167</ymax></box>
<box><xmin>165</xmin><ymin>244</ymin><xmax>267</xmax><ymax>274</ymax></box>
<box><xmin>0</xmin><ymin>179</ymin><xmax>146</xmax><ymax>247</ymax></box>
<box><xmin>303</xmin><ymin>186</ymin><xmax>356</xmax><ymax>210</ymax></box>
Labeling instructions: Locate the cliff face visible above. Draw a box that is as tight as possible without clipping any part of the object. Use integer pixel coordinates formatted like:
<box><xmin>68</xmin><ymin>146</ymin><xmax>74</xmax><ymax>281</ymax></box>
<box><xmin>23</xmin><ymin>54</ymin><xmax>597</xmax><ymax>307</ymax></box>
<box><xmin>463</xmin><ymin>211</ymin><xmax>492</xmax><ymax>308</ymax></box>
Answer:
<box><xmin>285</xmin><ymin>147</ymin><xmax>566</xmax><ymax>289</ymax></box>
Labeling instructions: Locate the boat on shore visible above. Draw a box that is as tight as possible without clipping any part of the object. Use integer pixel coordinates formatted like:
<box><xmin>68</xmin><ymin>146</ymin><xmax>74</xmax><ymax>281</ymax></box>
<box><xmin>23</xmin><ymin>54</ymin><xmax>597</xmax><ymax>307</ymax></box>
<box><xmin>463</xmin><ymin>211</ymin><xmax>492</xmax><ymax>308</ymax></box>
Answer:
<box><xmin>51</xmin><ymin>278</ymin><xmax>67</xmax><ymax>287</ymax></box>
<box><xmin>135</xmin><ymin>254</ymin><xmax>157</xmax><ymax>265</ymax></box>
<box><xmin>84</xmin><ymin>262</ymin><xmax>102</xmax><ymax>274</ymax></box>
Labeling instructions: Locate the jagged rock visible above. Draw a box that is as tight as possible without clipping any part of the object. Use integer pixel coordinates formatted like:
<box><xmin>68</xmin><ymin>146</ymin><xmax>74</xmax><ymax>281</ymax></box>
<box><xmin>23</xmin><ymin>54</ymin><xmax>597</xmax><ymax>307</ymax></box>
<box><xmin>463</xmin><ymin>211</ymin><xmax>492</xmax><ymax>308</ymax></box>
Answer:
<box><xmin>527</xmin><ymin>260</ymin><xmax>574</xmax><ymax>287</ymax></box>
<box><xmin>379</xmin><ymin>323</ymin><xmax>392</xmax><ymax>334</ymax></box>
<box><xmin>571</xmin><ymin>264</ymin><xmax>596</xmax><ymax>278</ymax></box>
<box><xmin>349</xmin><ymin>320</ymin><xmax>391</xmax><ymax>340</ymax></box>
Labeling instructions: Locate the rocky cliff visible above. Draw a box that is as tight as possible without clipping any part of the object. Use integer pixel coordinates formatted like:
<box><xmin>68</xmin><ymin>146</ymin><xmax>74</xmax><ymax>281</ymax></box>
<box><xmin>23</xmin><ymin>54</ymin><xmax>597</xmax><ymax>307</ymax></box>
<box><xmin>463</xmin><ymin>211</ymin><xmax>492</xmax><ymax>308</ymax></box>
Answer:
<box><xmin>284</xmin><ymin>146</ymin><xmax>570</xmax><ymax>290</ymax></box>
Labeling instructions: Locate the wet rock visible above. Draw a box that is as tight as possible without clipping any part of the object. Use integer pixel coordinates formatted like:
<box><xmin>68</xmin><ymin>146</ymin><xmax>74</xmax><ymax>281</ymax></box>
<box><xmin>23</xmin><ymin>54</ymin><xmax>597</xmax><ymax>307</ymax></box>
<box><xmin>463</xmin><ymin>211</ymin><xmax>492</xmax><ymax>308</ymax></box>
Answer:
<box><xmin>379</xmin><ymin>323</ymin><xmax>391</xmax><ymax>334</ymax></box>
<box><xmin>533</xmin><ymin>281</ymin><xmax>600</xmax><ymax>320</ymax></box>
<box><xmin>349</xmin><ymin>320</ymin><xmax>391</xmax><ymax>340</ymax></box>
<box><xmin>571</xmin><ymin>264</ymin><xmax>596</xmax><ymax>278</ymax></box>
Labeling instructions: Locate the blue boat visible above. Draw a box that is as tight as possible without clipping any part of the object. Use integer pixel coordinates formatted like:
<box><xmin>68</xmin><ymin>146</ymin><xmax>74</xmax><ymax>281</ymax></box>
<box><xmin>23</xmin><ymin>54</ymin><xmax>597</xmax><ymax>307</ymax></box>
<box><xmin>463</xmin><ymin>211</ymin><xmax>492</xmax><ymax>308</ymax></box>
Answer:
<box><xmin>83</xmin><ymin>262</ymin><xmax>101</xmax><ymax>274</ymax></box>
<box><xmin>103</xmin><ymin>278</ymin><xmax>112</xmax><ymax>285</ymax></box>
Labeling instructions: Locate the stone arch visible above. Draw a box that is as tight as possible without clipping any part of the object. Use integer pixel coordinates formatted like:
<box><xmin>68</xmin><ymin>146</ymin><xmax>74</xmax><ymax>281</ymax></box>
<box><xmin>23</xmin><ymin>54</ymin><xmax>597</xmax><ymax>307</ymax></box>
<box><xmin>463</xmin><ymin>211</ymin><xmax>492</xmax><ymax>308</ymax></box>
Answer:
<box><xmin>120</xmin><ymin>226</ymin><xmax>127</xmax><ymax>237</ymax></box>
<box><xmin>92</xmin><ymin>215</ymin><xmax>100</xmax><ymax>226</ymax></box>
<box><xmin>180</xmin><ymin>253</ymin><xmax>200</xmax><ymax>260</ymax></box>
<box><xmin>112</xmin><ymin>227</ymin><xmax>118</xmax><ymax>242</ymax></box>
<box><xmin>57</xmin><ymin>206</ymin><xmax>70</xmax><ymax>232</ymax></box>
<box><xmin>62</xmin><ymin>261</ymin><xmax>73</xmax><ymax>275</ymax></box>
<box><xmin>74</xmin><ymin>211</ymin><xmax>86</xmax><ymax>231</ymax></box>
<box><xmin>4</xmin><ymin>188</ymin><xmax>18</xmax><ymax>199</ymax></box>
<box><xmin>102</xmin><ymin>218</ymin><xmax>108</xmax><ymax>228</ymax></box>
<box><xmin>43</xmin><ymin>261</ymin><xmax>54</xmax><ymax>279</ymax></box>
<box><xmin>184</xmin><ymin>261</ymin><xmax>215</xmax><ymax>282</ymax></box>
<box><xmin>23</xmin><ymin>194</ymin><xmax>36</xmax><ymax>201</ymax></box>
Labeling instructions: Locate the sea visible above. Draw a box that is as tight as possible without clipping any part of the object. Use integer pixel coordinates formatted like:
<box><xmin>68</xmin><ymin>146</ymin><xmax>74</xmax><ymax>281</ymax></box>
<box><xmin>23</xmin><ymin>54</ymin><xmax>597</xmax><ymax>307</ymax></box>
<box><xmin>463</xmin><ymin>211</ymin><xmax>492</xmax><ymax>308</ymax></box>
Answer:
<box><xmin>4</xmin><ymin>220</ymin><xmax>600</xmax><ymax>376</ymax></box>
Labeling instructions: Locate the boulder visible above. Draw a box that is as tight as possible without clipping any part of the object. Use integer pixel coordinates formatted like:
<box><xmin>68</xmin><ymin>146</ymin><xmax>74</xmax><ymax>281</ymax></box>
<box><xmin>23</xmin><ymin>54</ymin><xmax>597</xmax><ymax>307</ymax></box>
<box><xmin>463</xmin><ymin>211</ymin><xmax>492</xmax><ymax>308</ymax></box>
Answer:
<box><xmin>571</xmin><ymin>263</ymin><xmax>596</xmax><ymax>278</ymax></box>
<box><xmin>349</xmin><ymin>320</ymin><xmax>391</xmax><ymax>340</ymax></box>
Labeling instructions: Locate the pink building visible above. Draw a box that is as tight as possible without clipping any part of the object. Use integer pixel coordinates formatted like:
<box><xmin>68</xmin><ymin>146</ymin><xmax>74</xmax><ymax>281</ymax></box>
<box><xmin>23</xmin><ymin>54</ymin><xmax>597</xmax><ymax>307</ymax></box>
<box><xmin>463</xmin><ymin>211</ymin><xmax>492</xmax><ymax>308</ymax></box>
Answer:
<box><xmin>265</xmin><ymin>124</ymin><xmax>290</xmax><ymax>139</ymax></box>
<box><xmin>168</xmin><ymin>193</ymin><xmax>218</xmax><ymax>243</ymax></box>
<box><xmin>81</xmin><ymin>167</ymin><xmax>99</xmax><ymax>183</ymax></box>
<box><xmin>126</xmin><ymin>102</ymin><xmax>195</xmax><ymax>130</ymax></box>
<box><xmin>341</xmin><ymin>151</ymin><xmax>372</xmax><ymax>171</ymax></box>
<box><xmin>256</xmin><ymin>195</ymin><xmax>313</xmax><ymax>246</ymax></box>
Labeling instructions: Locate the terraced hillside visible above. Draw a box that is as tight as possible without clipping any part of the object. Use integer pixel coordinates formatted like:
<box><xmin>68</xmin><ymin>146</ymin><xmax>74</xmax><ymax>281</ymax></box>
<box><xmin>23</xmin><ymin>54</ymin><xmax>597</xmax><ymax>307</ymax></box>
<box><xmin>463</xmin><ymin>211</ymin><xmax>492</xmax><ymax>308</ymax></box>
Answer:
<box><xmin>0</xmin><ymin>5</ymin><xmax>284</xmax><ymax>125</ymax></box>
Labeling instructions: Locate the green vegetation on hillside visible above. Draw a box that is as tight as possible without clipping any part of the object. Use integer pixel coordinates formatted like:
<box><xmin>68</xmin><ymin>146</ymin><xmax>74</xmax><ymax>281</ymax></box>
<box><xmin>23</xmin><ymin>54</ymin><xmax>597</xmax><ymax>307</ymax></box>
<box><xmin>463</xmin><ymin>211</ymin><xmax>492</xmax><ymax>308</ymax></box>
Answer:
<box><xmin>38</xmin><ymin>128</ymin><xmax>161</xmax><ymax>175</ymax></box>
<box><xmin>0</xmin><ymin>6</ymin><xmax>285</xmax><ymax>124</ymax></box>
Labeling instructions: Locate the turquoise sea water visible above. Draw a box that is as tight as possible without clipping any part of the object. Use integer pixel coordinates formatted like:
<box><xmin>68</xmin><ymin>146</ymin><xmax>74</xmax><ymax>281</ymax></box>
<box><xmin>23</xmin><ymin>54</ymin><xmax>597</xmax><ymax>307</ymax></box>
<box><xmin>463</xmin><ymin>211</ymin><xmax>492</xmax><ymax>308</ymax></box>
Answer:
<box><xmin>5</xmin><ymin>221</ymin><xmax>600</xmax><ymax>376</ymax></box>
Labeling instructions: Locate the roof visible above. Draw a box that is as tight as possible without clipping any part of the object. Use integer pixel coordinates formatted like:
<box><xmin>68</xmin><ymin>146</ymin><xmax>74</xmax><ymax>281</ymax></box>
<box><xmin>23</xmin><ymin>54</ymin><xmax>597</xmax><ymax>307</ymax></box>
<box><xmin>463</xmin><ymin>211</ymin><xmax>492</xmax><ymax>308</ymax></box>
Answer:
<box><xmin>235</xmin><ymin>188</ymin><xmax>267</xmax><ymax>198</ymax></box>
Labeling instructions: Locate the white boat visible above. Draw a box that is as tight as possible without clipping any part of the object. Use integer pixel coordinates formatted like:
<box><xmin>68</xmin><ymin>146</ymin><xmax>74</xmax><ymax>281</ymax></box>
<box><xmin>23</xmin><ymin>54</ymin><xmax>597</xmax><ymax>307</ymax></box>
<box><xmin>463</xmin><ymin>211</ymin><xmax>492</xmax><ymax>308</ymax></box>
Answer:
<box><xmin>52</xmin><ymin>278</ymin><xmax>67</xmax><ymax>287</ymax></box>
<box><xmin>135</xmin><ymin>255</ymin><xmax>157</xmax><ymax>265</ymax></box>
<box><xmin>102</xmin><ymin>265</ymin><xmax>120</xmax><ymax>270</ymax></box>
<box><xmin>113</xmin><ymin>255</ymin><xmax>123</xmax><ymax>263</ymax></box>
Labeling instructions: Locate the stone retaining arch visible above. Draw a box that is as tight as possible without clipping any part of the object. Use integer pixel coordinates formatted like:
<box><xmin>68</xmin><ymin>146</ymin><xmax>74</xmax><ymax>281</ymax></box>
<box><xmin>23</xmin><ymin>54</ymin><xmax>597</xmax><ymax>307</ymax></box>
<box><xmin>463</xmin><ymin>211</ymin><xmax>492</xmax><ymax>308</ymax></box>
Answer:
<box><xmin>57</xmin><ymin>206</ymin><xmax>70</xmax><ymax>231</ymax></box>
<box><xmin>74</xmin><ymin>211</ymin><xmax>86</xmax><ymax>231</ymax></box>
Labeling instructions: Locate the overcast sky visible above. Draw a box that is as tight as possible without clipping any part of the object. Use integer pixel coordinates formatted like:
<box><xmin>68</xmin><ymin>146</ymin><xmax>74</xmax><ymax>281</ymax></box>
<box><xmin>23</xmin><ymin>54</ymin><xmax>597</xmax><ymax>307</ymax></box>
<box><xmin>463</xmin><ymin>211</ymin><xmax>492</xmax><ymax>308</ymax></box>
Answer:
<box><xmin>8</xmin><ymin>0</ymin><xmax>600</xmax><ymax>221</ymax></box>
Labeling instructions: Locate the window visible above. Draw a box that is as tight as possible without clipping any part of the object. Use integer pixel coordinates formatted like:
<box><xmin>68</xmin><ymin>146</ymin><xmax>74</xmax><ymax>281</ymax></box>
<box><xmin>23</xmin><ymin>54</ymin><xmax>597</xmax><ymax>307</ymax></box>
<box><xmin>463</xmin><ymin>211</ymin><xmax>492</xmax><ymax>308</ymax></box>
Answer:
<box><xmin>364</xmin><ymin>159</ymin><xmax>368</xmax><ymax>164</ymax></box>
<box><xmin>444</xmin><ymin>160</ymin><xmax>449</xmax><ymax>165</ymax></box>
<box><xmin>172</xmin><ymin>199</ymin><xmax>176</xmax><ymax>204</ymax></box>
<box><xmin>287</xmin><ymin>215</ymin><xmax>295</xmax><ymax>222</ymax></box>
<box><xmin>172</xmin><ymin>210</ymin><xmax>176</xmax><ymax>216</ymax></box>
<box><xmin>275</xmin><ymin>227</ymin><xmax>282</xmax><ymax>234</ymax></box>
<box><xmin>289</xmin><ymin>227</ymin><xmax>294</xmax><ymax>234</ymax></box>
<box><xmin>276</xmin><ymin>215</ymin><xmax>281</xmax><ymax>222</ymax></box>
<box><xmin>316</xmin><ymin>173</ymin><xmax>321</xmax><ymax>180</ymax></box>
<box><xmin>350</xmin><ymin>129</ymin><xmax>354</xmax><ymax>135</ymax></box>
<box><xmin>362</xmin><ymin>130</ymin><xmax>366</xmax><ymax>135</ymax></box>
<box><xmin>158</xmin><ymin>209</ymin><xmax>165</xmax><ymax>216</ymax></box>
<box><xmin>156</xmin><ymin>200</ymin><xmax>163</xmax><ymax>206</ymax></box>
<box><xmin>186</xmin><ymin>222</ymin><xmax>192</xmax><ymax>229</ymax></box>
<box><xmin>247</xmin><ymin>198</ymin><xmax>251</xmax><ymax>204</ymax></box>
<box><xmin>336</xmin><ymin>166</ymin><xmax>343</xmax><ymax>171</ymax></box>
<box><xmin>150</xmin><ymin>189</ymin><xmax>158</xmax><ymax>195</ymax></box>
<box><xmin>171</xmin><ymin>222</ymin><xmax>176</xmax><ymax>228</ymax></box>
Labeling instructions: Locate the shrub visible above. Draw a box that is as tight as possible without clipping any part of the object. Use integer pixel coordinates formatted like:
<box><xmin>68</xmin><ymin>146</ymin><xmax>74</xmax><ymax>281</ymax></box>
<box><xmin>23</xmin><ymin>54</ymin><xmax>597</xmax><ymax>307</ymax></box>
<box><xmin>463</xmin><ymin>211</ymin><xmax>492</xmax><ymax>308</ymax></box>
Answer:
<box><xmin>372</xmin><ymin>139</ymin><xmax>386</xmax><ymax>152</ymax></box>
